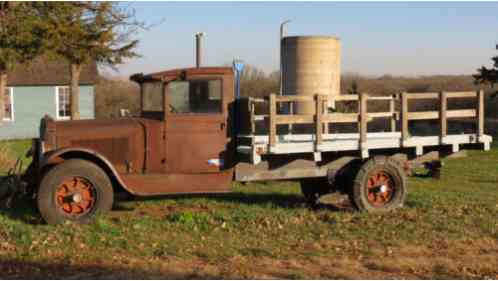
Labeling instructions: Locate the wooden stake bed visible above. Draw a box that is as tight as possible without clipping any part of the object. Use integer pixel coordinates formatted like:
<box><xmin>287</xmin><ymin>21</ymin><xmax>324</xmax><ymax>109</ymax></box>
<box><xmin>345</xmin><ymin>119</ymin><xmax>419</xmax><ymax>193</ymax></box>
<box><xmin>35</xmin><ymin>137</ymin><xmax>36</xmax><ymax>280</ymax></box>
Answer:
<box><xmin>237</xmin><ymin>91</ymin><xmax>492</xmax><ymax>164</ymax></box>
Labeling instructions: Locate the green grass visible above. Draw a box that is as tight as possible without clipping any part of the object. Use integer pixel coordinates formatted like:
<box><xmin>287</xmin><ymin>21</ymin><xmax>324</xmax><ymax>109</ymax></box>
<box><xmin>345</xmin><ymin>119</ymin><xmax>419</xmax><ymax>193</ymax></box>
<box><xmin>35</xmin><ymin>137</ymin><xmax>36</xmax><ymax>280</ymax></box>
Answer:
<box><xmin>0</xmin><ymin>139</ymin><xmax>497</xmax><ymax>278</ymax></box>
<box><xmin>0</xmin><ymin>139</ymin><xmax>32</xmax><ymax>174</ymax></box>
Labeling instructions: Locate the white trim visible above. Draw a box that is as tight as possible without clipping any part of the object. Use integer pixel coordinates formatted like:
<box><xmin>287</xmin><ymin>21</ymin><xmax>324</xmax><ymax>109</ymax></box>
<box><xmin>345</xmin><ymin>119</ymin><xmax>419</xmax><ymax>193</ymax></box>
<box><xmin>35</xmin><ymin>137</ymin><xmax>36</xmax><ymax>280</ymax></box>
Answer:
<box><xmin>3</xmin><ymin>87</ymin><xmax>14</xmax><ymax>122</ymax></box>
<box><xmin>55</xmin><ymin>86</ymin><xmax>71</xmax><ymax>120</ymax></box>
<box><xmin>238</xmin><ymin>133</ymin><xmax>493</xmax><ymax>164</ymax></box>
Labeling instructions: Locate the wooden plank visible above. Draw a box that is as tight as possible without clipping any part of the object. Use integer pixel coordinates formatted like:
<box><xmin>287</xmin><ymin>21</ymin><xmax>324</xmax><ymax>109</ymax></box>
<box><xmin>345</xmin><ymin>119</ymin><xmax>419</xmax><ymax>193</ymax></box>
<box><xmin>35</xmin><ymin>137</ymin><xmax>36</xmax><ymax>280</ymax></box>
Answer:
<box><xmin>477</xmin><ymin>90</ymin><xmax>484</xmax><ymax>137</ymax></box>
<box><xmin>322</xmin><ymin>113</ymin><xmax>359</xmax><ymax>123</ymax></box>
<box><xmin>250</xmin><ymin>102</ymin><xmax>255</xmax><ymax>134</ymax></box>
<box><xmin>275</xmin><ymin>95</ymin><xmax>314</xmax><ymax>102</ymax></box>
<box><xmin>369</xmin><ymin>112</ymin><xmax>395</xmax><ymax>118</ymax></box>
<box><xmin>335</xmin><ymin>95</ymin><xmax>359</xmax><ymax>101</ymax></box>
<box><xmin>335</xmin><ymin>95</ymin><xmax>394</xmax><ymax>101</ymax></box>
<box><xmin>446</xmin><ymin>109</ymin><xmax>476</xmax><ymax>118</ymax></box>
<box><xmin>389</xmin><ymin>98</ymin><xmax>396</xmax><ymax>132</ymax></box>
<box><xmin>408</xmin><ymin>111</ymin><xmax>439</xmax><ymax>120</ymax></box>
<box><xmin>275</xmin><ymin>115</ymin><xmax>314</xmax><ymax>125</ymax></box>
<box><xmin>359</xmin><ymin>93</ymin><xmax>368</xmax><ymax>153</ymax></box>
<box><xmin>401</xmin><ymin>92</ymin><xmax>409</xmax><ymax>140</ymax></box>
<box><xmin>288</xmin><ymin>100</ymin><xmax>294</xmax><ymax>133</ymax></box>
<box><xmin>367</xmin><ymin>96</ymin><xmax>395</xmax><ymax>101</ymax></box>
<box><xmin>445</xmin><ymin>91</ymin><xmax>476</xmax><ymax>98</ymax></box>
<box><xmin>269</xmin><ymin>94</ymin><xmax>277</xmax><ymax>147</ymax></box>
<box><xmin>322</xmin><ymin>95</ymin><xmax>329</xmax><ymax>134</ymax></box>
<box><xmin>315</xmin><ymin>95</ymin><xmax>323</xmax><ymax>146</ymax></box>
<box><xmin>440</xmin><ymin>91</ymin><xmax>447</xmax><ymax>140</ymax></box>
<box><xmin>407</xmin><ymin>92</ymin><xmax>439</xmax><ymax>100</ymax></box>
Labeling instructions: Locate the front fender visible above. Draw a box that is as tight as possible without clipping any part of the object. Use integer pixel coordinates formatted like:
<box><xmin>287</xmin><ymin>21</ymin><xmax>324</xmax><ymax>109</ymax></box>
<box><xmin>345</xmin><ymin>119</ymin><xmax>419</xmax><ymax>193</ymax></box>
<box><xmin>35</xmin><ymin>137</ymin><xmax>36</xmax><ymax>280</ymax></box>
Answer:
<box><xmin>40</xmin><ymin>147</ymin><xmax>133</xmax><ymax>195</ymax></box>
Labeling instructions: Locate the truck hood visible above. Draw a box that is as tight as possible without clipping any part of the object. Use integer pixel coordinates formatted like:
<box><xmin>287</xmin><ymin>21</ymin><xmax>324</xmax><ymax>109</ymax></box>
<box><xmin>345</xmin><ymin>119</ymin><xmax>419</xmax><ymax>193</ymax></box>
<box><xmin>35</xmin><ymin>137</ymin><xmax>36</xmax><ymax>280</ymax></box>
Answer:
<box><xmin>40</xmin><ymin>116</ymin><xmax>160</xmax><ymax>173</ymax></box>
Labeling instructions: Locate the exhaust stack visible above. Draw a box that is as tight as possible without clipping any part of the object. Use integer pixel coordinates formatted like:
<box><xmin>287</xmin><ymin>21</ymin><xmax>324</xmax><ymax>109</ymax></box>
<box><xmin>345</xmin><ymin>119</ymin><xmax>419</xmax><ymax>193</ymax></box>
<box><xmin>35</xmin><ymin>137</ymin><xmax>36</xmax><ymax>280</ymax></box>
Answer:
<box><xmin>195</xmin><ymin>32</ymin><xmax>205</xmax><ymax>68</ymax></box>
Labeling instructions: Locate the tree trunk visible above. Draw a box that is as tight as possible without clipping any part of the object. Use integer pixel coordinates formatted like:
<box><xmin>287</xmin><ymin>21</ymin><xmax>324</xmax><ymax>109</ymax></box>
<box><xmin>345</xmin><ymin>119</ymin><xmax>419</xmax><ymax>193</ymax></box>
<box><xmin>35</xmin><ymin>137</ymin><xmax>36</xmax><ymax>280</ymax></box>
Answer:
<box><xmin>70</xmin><ymin>63</ymin><xmax>81</xmax><ymax>120</ymax></box>
<box><xmin>0</xmin><ymin>71</ymin><xmax>7</xmax><ymax>125</ymax></box>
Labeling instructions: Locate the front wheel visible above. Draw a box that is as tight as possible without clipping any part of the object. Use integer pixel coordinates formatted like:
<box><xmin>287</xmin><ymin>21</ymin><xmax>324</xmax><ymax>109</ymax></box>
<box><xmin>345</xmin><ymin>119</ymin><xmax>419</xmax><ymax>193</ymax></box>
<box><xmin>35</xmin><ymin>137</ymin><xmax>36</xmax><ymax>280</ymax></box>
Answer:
<box><xmin>350</xmin><ymin>156</ymin><xmax>407</xmax><ymax>212</ymax></box>
<box><xmin>37</xmin><ymin>159</ymin><xmax>114</xmax><ymax>225</ymax></box>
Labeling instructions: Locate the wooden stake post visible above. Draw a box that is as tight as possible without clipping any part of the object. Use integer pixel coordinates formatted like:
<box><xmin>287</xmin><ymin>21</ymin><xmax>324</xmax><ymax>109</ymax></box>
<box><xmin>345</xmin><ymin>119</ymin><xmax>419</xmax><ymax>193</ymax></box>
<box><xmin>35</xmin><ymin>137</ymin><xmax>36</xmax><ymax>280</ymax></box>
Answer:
<box><xmin>359</xmin><ymin>93</ymin><xmax>368</xmax><ymax>157</ymax></box>
<box><xmin>401</xmin><ymin>92</ymin><xmax>409</xmax><ymax>143</ymax></box>
<box><xmin>439</xmin><ymin>91</ymin><xmax>447</xmax><ymax>143</ymax></box>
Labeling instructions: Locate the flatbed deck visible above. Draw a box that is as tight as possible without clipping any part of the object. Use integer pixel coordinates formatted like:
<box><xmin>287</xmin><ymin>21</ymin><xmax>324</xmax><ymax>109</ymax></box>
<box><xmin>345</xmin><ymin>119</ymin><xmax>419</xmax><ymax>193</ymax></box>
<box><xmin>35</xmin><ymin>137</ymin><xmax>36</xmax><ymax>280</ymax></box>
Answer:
<box><xmin>238</xmin><ymin>132</ymin><xmax>492</xmax><ymax>164</ymax></box>
<box><xmin>236</xmin><ymin>91</ymin><xmax>492</xmax><ymax>164</ymax></box>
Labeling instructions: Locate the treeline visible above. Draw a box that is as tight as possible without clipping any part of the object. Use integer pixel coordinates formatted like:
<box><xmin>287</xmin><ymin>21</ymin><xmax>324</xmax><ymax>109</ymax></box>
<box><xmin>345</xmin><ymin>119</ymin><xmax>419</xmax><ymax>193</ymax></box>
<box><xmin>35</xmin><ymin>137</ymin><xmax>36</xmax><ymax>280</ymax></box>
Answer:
<box><xmin>239</xmin><ymin>65</ymin><xmax>478</xmax><ymax>98</ymax></box>
<box><xmin>95</xmin><ymin>76</ymin><xmax>140</xmax><ymax>119</ymax></box>
<box><xmin>95</xmin><ymin>64</ymin><xmax>497</xmax><ymax>119</ymax></box>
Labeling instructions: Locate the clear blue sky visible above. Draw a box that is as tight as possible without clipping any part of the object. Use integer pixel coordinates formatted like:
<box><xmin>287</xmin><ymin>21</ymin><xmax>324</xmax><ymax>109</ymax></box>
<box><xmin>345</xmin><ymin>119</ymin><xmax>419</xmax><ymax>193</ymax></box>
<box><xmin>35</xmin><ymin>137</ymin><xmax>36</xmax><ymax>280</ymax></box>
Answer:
<box><xmin>112</xmin><ymin>1</ymin><xmax>498</xmax><ymax>77</ymax></box>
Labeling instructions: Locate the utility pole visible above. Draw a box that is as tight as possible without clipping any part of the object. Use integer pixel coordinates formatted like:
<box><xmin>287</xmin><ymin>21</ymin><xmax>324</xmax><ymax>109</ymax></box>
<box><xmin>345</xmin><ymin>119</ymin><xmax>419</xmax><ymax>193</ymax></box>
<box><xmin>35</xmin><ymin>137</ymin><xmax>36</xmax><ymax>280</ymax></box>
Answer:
<box><xmin>279</xmin><ymin>20</ymin><xmax>291</xmax><ymax>96</ymax></box>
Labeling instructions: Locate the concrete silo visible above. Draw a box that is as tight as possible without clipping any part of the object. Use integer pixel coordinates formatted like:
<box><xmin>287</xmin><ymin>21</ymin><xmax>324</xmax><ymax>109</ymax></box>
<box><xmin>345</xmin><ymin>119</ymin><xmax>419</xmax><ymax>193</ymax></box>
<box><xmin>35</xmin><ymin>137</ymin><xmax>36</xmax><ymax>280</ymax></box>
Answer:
<box><xmin>281</xmin><ymin>36</ymin><xmax>341</xmax><ymax>114</ymax></box>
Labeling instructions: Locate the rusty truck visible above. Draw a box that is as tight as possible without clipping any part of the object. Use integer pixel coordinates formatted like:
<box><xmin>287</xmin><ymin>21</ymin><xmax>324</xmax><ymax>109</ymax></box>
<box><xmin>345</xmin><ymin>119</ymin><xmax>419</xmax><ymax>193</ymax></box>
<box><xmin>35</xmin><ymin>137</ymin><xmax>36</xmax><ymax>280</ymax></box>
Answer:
<box><xmin>14</xmin><ymin>64</ymin><xmax>491</xmax><ymax>224</ymax></box>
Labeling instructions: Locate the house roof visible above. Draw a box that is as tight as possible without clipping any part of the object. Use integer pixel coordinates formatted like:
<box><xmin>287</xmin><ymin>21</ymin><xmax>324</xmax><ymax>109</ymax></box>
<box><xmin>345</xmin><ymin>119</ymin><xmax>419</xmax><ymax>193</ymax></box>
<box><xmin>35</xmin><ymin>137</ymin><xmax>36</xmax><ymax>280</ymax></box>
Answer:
<box><xmin>7</xmin><ymin>57</ymin><xmax>98</xmax><ymax>87</ymax></box>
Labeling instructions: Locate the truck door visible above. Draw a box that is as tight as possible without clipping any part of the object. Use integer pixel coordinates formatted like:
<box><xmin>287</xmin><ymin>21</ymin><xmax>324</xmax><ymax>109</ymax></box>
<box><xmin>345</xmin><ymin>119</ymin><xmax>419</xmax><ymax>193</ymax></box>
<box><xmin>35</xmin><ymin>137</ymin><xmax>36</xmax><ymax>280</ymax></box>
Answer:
<box><xmin>163</xmin><ymin>73</ymin><xmax>234</xmax><ymax>192</ymax></box>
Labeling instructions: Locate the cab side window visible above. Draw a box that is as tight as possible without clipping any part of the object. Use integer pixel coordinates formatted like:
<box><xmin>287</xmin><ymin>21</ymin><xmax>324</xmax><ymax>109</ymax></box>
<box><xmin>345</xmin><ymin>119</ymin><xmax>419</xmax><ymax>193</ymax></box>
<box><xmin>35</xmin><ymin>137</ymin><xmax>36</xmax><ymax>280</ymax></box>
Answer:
<box><xmin>142</xmin><ymin>81</ymin><xmax>164</xmax><ymax>112</ymax></box>
<box><xmin>167</xmin><ymin>79</ymin><xmax>222</xmax><ymax>114</ymax></box>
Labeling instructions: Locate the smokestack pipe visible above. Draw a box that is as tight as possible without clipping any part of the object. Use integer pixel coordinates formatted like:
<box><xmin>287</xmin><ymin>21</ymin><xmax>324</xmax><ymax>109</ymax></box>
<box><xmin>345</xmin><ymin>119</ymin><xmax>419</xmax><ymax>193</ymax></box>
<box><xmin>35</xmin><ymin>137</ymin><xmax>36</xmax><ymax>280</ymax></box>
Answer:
<box><xmin>195</xmin><ymin>32</ymin><xmax>205</xmax><ymax>68</ymax></box>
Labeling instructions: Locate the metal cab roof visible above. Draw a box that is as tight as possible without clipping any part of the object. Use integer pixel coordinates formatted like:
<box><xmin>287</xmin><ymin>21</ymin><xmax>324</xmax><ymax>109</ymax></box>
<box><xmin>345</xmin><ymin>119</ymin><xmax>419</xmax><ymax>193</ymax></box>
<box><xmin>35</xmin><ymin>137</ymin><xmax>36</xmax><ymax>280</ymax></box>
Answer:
<box><xmin>130</xmin><ymin>67</ymin><xmax>233</xmax><ymax>83</ymax></box>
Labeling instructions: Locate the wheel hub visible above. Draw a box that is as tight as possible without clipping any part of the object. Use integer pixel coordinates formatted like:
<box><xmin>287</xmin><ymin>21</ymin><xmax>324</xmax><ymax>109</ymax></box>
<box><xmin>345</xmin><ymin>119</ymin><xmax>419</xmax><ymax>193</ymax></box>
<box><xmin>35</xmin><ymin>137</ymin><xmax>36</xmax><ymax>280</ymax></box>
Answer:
<box><xmin>55</xmin><ymin>176</ymin><xmax>96</xmax><ymax>217</ymax></box>
<box><xmin>72</xmin><ymin>193</ymin><xmax>83</xmax><ymax>203</ymax></box>
<box><xmin>367</xmin><ymin>171</ymin><xmax>395</xmax><ymax>207</ymax></box>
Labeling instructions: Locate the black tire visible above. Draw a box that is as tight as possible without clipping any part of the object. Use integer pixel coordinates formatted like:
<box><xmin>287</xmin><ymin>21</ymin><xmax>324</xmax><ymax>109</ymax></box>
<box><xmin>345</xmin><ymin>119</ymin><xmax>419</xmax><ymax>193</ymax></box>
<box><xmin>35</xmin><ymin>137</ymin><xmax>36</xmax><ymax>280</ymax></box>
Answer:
<box><xmin>37</xmin><ymin>159</ymin><xmax>113</xmax><ymax>225</ymax></box>
<box><xmin>300</xmin><ymin>177</ymin><xmax>332</xmax><ymax>205</ymax></box>
<box><xmin>350</xmin><ymin>156</ymin><xmax>407</xmax><ymax>212</ymax></box>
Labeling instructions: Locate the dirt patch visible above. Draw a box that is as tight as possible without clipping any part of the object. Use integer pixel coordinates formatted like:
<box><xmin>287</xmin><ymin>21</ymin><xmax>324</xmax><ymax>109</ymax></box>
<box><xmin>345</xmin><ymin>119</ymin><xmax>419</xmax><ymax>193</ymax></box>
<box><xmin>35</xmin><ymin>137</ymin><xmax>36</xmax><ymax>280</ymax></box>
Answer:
<box><xmin>2</xmin><ymin>239</ymin><xmax>497</xmax><ymax>279</ymax></box>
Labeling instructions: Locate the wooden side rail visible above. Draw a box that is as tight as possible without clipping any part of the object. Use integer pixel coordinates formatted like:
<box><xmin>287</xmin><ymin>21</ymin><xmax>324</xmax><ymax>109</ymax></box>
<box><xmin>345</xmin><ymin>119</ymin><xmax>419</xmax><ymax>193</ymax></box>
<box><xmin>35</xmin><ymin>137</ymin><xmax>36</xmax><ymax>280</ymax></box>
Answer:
<box><xmin>400</xmin><ymin>90</ymin><xmax>483</xmax><ymax>143</ymax></box>
<box><xmin>266</xmin><ymin>93</ymin><xmax>397</xmax><ymax>150</ymax></box>
<box><xmin>246</xmin><ymin>90</ymin><xmax>484</xmax><ymax>156</ymax></box>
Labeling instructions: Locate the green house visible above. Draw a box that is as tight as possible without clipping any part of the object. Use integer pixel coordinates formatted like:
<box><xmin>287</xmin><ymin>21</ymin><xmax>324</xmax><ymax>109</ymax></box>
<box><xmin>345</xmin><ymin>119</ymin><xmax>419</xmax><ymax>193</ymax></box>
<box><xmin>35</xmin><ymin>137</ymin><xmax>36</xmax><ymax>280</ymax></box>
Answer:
<box><xmin>1</xmin><ymin>58</ymin><xmax>97</xmax><ymax>140</ymax></box>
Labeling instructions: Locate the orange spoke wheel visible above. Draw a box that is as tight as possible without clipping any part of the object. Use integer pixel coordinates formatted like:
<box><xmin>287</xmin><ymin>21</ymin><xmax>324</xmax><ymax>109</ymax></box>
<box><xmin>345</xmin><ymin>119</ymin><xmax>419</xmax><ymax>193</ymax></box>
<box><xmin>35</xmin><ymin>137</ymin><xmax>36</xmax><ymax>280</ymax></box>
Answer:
<box><xmin>55</xmin><ymin>176</ymin><xmax>96</xmax><ymax>217</ymax></box>
<box><xmin>366</xmin><ymin>171</ymin><xmax>395</xmax><ymax>207</ymax></box>
<box><xmin>350</xmin><ymin>156</ymin><xmax>407</xmax><ymax>212</ymax></box>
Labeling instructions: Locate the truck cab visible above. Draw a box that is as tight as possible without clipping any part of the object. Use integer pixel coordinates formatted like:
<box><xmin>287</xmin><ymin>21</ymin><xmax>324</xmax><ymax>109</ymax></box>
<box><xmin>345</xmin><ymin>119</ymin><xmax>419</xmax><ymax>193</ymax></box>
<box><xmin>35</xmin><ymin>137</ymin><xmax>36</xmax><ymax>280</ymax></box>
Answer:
<box><xmin>30</xmin><ymin>67</ymin><xmax>237</xmax><ymax>224</ymax></box>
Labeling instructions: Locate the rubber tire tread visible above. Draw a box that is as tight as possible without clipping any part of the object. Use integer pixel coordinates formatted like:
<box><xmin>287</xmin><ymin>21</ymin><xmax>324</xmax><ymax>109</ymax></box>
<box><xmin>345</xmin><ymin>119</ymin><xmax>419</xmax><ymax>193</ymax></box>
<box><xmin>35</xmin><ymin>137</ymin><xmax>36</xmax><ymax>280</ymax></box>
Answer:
<box><xmin>350</xmin><ymin>156</ymin><xmax>407</xmax><ymax>212</ymax></box>
<box><xmin>37</xmin><ymin>159</ymin><xmax>113</xmax><ymax>225</ymax></box>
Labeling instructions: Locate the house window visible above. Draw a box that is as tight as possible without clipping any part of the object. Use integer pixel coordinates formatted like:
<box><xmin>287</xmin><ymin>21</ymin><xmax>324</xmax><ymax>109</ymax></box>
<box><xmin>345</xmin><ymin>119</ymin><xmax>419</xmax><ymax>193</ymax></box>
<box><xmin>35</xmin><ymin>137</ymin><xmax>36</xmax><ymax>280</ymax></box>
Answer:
<box><xmin>3</xmin><ymin>87</ymin><xmax>14</xmax><ymax>121</ymax></box>
<box><xmin>56</xmin><ymin>86</ymin><xmax>71</xmax><ymax>120</ymax></box>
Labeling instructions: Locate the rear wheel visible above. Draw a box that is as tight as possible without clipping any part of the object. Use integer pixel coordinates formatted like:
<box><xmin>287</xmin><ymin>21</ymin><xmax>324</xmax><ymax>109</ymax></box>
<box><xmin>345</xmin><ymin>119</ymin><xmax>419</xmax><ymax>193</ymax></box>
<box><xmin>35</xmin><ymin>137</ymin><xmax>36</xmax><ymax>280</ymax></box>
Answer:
<box><xmin>37</xmin><ymin>159</ymin><xmax>113</xmax><ymax>225</ymax></box>
<box><xmin>350</xmin><ymin>156</ymin><xmax>407</xmax><ymax>212</ymax></box>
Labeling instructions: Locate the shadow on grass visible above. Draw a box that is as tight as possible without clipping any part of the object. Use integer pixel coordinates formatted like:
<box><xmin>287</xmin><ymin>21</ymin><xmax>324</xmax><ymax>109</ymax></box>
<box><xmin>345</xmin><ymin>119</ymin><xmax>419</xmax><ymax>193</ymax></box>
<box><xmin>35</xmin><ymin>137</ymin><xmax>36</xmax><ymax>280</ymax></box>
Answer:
<box><xmin>2</xmin><ymin>176</ymin><xmax>348</xmax><ymax>225</ymax></box>
<box><xmin>0</xmin><ymin>196</ymin><xmax>41</xmax><ymax>225</ymax></box>
<box><xmin>0</xmin><ymin>175</ymin><xmax>42</xmax><ymax>224</ymax></box>
<box><xmin>0</xmin><ymin>258</ymin><xmax>222</xmax><ymax>279</ymax></box>
<box><xmin>119</xmin><ymin>192</ymin><xmax>350</xmax><ymax>213</ymax></box>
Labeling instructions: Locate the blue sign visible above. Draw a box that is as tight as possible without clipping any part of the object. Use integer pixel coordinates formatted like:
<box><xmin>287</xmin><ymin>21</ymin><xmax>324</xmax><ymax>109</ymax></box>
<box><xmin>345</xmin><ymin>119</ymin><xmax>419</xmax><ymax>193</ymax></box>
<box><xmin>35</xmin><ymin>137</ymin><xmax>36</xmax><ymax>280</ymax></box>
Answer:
<box><xmin>233</xmin><ymin>60</ymin><xmax>245</xmax><ymax>99</ymax></box>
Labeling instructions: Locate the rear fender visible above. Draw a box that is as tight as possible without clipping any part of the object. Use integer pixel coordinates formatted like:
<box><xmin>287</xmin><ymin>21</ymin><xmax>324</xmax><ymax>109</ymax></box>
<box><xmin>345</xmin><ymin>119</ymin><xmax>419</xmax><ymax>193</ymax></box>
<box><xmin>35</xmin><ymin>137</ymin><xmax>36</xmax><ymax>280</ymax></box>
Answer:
<box><xmin>41</xmin><ymin>148</ymin><xmax>134</xmax><ymax>195</ymax></box>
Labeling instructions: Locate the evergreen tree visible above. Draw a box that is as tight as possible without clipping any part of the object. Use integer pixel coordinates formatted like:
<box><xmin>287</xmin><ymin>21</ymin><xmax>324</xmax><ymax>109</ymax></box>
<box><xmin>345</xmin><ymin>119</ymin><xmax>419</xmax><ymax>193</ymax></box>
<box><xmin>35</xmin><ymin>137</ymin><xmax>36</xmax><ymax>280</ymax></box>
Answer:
<box><xmin>0</xmin><ymin>3</ymin><xmax>46</xmax><ymax>122</ymax></box>
<box><xmin>474</xmin><ymin>44</ymin><xmax>498</xmax><ymax>97</ymax></box>
<box><xmin>36</xmin><ymin>2</ymin><xmax>142</xmax><ymax>119</ymax></box>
